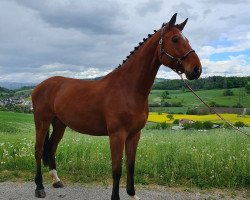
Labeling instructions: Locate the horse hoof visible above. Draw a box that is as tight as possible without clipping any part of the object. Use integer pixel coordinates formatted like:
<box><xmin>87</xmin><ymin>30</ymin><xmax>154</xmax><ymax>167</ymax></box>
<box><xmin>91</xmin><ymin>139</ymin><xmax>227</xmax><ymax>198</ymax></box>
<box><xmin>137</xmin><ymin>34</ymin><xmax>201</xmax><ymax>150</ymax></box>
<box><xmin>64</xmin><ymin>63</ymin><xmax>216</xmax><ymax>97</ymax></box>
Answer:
<box><xmin>35</xmin><ymin>189</ymin><xmax>46</xmax><ymax>198</ymax></box>
<box><xmin>53</xmin><ymin>181</ymin><xmax>64</xmax><ymax>188</ymax></box>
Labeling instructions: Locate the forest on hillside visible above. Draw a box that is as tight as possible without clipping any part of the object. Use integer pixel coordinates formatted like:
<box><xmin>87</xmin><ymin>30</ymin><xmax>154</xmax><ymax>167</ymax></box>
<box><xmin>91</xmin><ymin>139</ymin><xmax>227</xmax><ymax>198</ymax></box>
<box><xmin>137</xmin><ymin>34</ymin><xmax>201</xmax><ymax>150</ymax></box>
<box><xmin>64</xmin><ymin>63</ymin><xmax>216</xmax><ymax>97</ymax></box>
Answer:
<box><xmin>153</xmin><ymin>76</ymin><xmax>250</xmax><ymax>90</ymax></box>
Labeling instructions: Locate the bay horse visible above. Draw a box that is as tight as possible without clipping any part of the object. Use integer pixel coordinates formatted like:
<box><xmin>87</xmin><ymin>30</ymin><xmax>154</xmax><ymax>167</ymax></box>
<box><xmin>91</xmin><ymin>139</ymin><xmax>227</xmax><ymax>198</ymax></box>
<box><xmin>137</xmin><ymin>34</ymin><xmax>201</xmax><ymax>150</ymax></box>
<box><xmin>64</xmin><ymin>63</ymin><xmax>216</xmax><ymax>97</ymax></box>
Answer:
<box><xmin>32</xmin><ymin>13</ymin><xmax>202</xmax><ymax>200</ymax></box>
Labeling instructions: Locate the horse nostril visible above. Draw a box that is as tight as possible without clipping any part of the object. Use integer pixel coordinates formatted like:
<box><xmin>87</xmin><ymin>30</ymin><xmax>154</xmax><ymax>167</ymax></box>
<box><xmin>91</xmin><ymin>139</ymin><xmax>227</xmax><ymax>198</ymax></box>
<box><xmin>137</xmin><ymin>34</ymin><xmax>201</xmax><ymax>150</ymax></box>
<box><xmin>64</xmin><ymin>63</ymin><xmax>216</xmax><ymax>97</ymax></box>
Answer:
<box><xmin>194</xmin><ymin>66</ymin><xmax>200</xmax><ymax>74</ymax></box>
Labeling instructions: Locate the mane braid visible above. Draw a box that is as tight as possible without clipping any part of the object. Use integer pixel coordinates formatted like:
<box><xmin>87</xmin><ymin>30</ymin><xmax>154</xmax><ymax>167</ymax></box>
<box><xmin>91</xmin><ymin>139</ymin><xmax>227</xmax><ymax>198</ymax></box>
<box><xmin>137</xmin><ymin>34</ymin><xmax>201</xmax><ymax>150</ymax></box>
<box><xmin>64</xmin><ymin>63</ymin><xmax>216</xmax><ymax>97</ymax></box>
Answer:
<box><xmin>115</xmin><ymin>29</ymin><xmax>159</xmax><ymax>69</ymax></box>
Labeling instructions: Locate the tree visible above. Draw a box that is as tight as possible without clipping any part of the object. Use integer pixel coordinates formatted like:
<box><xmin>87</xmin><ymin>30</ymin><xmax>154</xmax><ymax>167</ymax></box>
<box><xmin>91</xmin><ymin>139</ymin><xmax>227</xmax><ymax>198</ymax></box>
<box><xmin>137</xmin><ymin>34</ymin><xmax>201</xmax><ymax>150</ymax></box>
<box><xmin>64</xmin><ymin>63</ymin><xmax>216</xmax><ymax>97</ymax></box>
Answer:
<box><xmin>223</xmin><ymin>89</ymin><xmax>234</xmax><ymax>96</ymax></box>
<box><xmin>166</xmin><ymin>114</ymin><xmax>174</xmax><ymax>120</ymax></box>
<box><xmin>245</xmin><ymin>84</ymin><xmax>250</xmax><ymax>94</ymax></box>
<box><xmin>161</xmin><ymin>91</ymin><xmax>170</xmax><ymax>99</ymax></box>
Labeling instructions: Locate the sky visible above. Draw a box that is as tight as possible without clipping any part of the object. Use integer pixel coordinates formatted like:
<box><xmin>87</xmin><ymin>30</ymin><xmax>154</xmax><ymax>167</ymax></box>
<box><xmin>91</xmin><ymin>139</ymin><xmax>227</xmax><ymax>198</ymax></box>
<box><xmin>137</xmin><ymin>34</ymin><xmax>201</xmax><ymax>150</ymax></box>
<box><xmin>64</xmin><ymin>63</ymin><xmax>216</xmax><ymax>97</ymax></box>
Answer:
<box><xmin>0</xmin><ymin>0</ymin><xmax>250</xmax><ymax>83</ymax></box>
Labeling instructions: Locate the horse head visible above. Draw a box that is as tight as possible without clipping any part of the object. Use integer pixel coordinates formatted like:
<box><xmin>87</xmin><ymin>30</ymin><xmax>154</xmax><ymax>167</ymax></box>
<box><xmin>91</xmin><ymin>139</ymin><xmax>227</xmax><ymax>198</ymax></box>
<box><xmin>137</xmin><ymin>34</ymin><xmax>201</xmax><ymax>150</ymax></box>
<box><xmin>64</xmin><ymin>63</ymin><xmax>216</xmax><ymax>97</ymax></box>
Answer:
<box><xmin>158</xmin><ymin>13</ymin><xmax>202</xmax><ymax>80</ymax></box>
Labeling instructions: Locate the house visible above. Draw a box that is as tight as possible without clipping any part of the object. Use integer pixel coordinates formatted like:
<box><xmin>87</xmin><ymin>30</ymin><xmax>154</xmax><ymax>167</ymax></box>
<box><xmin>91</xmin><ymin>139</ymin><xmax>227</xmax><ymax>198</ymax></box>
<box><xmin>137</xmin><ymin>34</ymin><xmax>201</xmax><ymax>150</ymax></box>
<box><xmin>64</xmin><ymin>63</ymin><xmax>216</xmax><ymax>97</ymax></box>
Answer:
<box><xmin>179</xmin><ymin>119</ymin><xmax>194</xmax><ymax>126</ymax></box>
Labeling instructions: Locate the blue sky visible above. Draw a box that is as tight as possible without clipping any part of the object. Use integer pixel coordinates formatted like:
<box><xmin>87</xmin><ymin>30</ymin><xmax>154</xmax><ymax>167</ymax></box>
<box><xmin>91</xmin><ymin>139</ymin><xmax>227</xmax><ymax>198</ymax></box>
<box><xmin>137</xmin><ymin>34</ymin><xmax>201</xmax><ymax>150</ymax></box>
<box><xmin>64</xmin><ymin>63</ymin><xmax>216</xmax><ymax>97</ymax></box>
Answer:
<box><xmin>209</xmin><ymin>38</ymin><xmax>250</xmax><ymax>63</ymax></box>
<box><xmin>0</xmin><ymin>0</ymin><xmax>249</xmax><ymax>82</ymax></box>
<box><xmin>210</xmin><ymin>49</ymin><xmax>250</xmax><ymax>62</ymax></box>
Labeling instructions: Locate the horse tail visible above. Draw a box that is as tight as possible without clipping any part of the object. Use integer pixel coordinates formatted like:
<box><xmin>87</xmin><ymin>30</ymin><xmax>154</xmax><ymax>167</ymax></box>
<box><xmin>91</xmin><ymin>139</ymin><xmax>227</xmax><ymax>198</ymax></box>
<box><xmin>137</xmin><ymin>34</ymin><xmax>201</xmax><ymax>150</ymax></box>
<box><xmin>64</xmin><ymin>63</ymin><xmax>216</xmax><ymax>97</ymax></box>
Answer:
<box><xmin>42</xmin><ymin>117</ymin><xmax>58</xmax><ymax>166</ymax></box>
<box><xmin>42</xmin><ymin>129</ymin><xmax>50</xmax><ymax>166</ymax></box>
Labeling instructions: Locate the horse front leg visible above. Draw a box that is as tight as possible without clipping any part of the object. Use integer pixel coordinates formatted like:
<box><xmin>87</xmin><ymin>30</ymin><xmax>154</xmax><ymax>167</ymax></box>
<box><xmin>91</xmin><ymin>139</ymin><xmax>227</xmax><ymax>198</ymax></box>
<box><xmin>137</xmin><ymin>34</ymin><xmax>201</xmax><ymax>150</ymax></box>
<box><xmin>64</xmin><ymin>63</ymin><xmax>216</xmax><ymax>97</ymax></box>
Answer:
<box><xmin>109</xmin><ymin>131</ymin><xmax>127</xmax><ymax>200</ymax></box>
<box><xmin>125</xmin><ymin>131</ymin><xmax>141</xmax><ymax>200</ymax></box>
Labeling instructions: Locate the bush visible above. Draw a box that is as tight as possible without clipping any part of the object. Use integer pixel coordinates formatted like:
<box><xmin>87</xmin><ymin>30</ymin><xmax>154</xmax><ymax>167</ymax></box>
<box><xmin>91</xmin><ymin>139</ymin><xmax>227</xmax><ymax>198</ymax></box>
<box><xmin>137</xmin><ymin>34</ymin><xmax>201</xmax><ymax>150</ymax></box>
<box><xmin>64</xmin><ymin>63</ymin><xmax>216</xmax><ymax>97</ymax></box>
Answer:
<box><xmin>149</xmin><ymin>103</ymin><xmax>161</xmax><ymax>107</ymax></box>
<box><xmin>161</xmin><ymin>91</ymin><xmax>171</xmax><ymax>99</ymax></box>
<box><xmin>160</xmin><ymin>122</ymin><xmax>169</xmax><ymax>129</ymax></box>
<box><xmin>193</xmin><ymin>121</ymin><xmax>203</xmax><ymax>130</ymax></box>
<box><xmin>173</xmin><ymin>119</ymin><xmax>179</xmax><ymax>124</ymax></box>
<box><xmin>245</xmin><ymin>84</ymin><xmax>250</xmax><ymax>94</ymax></box>
<box><xmin>209</xmin><ymin>101</ymin><xmax>217</xmax><ymax>107</ymax></box>
<box><xmin>155</xmin><ymin>123</ymin><xmax>161</xmax><ymax>129</ymax></box>
<box><xmin>203</xmin><ymin>121</ymin><xmax>213</xmax><ymax>129</ymax></box>
<box><xmin>186</xmin><ymin>108</ymin><xmax>198</xmax><ymax>115</ymax></box>
<box><xmin>166</xmin><ymin>114</ymin><xmax>174</xmax><ymax>120</ymax></box>
<box><xmin>223</xmin><ymin>89</ymin><xmax>234</xmax><ymax>96</ymax></box>
<box><xmin>146</xmin><ymin>122</ymin><xmax>170</xmax><ymax>130</ymax></box>
<box><xmin>149</xmin><ymin>123</ymin><xmax>161</xmax><ymax>130</ymax></box>
<box><xmin>232</xmin><ymin>103</ymin><xmax>243</xmax><ymax>108</ymax></box>
<box><xmin>223</xmin><ymin>122</ymin><xmax>233</xmax><ymax>129</ymax></box>
<box><xmin>234</xmin><ymin>121</ymin><xmax>246</xmax><ymax>127</ymax></box>
<box><xmin>172</xmin><ymin>102</ymin><xmax>183</xmax><ymax>107</ymax></box>
<box><xmin>162</xmin><ymin>102</ymin><xmax>183</xmax><ymax>107</ymax></box>
<box><xmin>183</xmin><ymin>123</ymin><xmax>193</xmax><ymax>130</ymax></box>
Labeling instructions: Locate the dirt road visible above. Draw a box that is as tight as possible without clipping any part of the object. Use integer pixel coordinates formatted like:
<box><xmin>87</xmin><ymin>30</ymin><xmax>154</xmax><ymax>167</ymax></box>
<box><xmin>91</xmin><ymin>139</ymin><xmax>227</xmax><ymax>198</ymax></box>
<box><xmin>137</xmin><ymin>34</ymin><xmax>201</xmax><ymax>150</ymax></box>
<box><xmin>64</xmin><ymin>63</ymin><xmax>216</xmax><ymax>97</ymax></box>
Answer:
<box><xmin>0</xmin><ymin>182</ymin><xmax>247</xmax><ymax>200</ymax></box>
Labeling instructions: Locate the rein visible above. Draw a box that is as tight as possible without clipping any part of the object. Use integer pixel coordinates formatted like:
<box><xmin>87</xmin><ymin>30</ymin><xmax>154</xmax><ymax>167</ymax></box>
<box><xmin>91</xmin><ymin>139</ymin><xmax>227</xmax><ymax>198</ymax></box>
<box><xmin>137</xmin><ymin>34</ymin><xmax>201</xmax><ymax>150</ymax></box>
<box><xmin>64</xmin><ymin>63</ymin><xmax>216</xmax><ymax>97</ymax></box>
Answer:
<box><xmin>178</xmin><ymin>73</ymin><xmax>250</xmax><ymax>137</ymax></box>
<box><xmin>159</xmin><ymin>23</ymin><xmax>195</xmax><ymax>74</ymax></box>
<box><xmin>158</xmin><ymin>23</ymin><xmax>249</xmax><ymax>137</ymax></box>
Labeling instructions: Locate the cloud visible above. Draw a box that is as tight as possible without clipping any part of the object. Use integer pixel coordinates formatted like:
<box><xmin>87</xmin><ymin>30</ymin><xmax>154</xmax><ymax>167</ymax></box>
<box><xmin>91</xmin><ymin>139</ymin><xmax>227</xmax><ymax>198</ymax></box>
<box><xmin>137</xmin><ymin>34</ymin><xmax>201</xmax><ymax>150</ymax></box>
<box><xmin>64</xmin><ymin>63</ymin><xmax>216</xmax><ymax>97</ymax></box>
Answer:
<box><xmin>200</xmin><ymin>0</ymin><xmax>247</xmax><ymax>5</ymax></box>
<box><xmin>136</xmin><ymin>0</ymin><xmax>163</xmax><ymax>16</ymax></box>
<box><xmin>0</xmin><ymin>0</ymin><xmax>250</xmax><ymax>83</ymax></box>
<box><xmin>171</xmin><ymin>3</ymin><xmax>198</xmax><ymax>20</ymax></box>
<box><xmin>201</xmin><ymin>55</ymin><xmax>250</xmax><ymax>77</ymax></box>
<box><xmin>11</xmin><ymin>0</ymin><xmax>126</xmax><ymax>35</ymax></box>
<box><xmin>0</xmin><ymin>63</ymin><xmax>111</xmax><ymax>83</ymax></box>
<box><xmin>219</xmin><ymin>15</ymin><xmax>236</xmax><ymax>20</ymax></box>
<box><xmin>198</xmin><ymin>31</ymin><xmax>250</xmax><ymax>60</ymax></box>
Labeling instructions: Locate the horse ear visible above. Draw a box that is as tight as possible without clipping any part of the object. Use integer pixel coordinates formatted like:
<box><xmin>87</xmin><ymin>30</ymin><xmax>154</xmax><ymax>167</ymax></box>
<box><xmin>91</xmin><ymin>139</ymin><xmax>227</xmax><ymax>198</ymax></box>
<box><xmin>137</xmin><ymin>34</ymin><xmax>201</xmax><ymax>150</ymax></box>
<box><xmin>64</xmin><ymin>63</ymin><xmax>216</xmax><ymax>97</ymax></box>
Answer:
<box><xmin>177</xmin><ymin>18</ymin><xmax>188</xmax><ymax>31</ymax></box>
<box><xmin>168</xmin><ymin>13</ymin><xmax>177</xmax><ymax>28</ymax></box>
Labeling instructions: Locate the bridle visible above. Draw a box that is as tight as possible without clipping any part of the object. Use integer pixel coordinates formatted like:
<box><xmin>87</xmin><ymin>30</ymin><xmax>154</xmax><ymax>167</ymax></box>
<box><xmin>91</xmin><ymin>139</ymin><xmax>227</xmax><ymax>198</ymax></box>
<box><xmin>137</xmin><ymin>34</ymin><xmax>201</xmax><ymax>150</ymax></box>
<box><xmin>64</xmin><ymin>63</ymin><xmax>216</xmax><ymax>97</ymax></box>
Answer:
<box><xmin>159</xmin><ymin>23</ymin><xmax>195</xmax><ymax>74</ymax></box>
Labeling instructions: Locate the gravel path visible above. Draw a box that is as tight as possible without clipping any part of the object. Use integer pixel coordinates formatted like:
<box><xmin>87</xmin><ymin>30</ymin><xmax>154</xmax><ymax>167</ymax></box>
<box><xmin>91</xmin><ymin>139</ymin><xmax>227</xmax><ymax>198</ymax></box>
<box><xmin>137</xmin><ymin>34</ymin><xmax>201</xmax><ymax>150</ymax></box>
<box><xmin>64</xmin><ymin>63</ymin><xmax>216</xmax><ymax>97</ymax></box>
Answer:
<box><xmin>0</xmin><ymin>182</ymin><xmax>248</xmax><ymax>200</ymax></box>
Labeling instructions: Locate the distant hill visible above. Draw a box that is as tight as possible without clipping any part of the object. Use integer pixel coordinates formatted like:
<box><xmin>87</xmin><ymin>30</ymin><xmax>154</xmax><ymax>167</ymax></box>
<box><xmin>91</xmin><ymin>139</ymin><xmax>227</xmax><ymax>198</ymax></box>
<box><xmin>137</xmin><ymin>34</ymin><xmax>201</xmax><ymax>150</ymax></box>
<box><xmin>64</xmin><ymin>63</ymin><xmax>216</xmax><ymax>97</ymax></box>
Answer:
<box><xmin>0</xmin><ymin>87</ymin><xmax>10</xmax><ymax>93</ymax></box>
<box><xmin>0</xmin><ymin>76</ymin><xmax>249</xmax><ymax>90</ymax></box>
<box><xmin>0</xmin><ymin>82</ymin><xmax>35</xmax><ymax>90</ymax></box>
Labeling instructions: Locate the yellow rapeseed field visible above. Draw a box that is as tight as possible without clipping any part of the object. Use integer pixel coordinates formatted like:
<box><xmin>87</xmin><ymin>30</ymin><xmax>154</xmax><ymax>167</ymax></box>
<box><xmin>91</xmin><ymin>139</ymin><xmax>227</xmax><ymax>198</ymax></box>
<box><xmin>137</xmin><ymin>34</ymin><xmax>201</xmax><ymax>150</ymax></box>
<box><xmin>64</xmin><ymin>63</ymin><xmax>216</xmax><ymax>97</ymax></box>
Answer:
<box><xmin>148</xmin><ymin>112</ymin><xmax>250</xmax><ymax>125</ymax></box>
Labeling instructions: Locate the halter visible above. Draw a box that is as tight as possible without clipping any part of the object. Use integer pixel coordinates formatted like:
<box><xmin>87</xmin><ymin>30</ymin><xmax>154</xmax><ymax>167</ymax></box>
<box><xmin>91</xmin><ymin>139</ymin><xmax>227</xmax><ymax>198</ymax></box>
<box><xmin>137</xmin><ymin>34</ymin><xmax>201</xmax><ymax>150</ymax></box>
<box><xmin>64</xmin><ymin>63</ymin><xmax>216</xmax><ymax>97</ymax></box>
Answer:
<box><xmin>159</xmin><ymin>23</ymin><xmax>195</xmax><ymax>74</ymax></box>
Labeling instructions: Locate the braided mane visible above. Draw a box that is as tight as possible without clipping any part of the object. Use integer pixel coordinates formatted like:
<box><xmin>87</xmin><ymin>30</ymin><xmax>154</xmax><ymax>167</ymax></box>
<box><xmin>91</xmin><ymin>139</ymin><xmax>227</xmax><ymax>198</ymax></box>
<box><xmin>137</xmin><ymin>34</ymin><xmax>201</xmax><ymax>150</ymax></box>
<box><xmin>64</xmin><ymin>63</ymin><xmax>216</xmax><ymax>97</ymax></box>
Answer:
<box><xmin>115</xmin><ymin>29</ymin><xmax>158</xmax><ymax>69</ymax></box>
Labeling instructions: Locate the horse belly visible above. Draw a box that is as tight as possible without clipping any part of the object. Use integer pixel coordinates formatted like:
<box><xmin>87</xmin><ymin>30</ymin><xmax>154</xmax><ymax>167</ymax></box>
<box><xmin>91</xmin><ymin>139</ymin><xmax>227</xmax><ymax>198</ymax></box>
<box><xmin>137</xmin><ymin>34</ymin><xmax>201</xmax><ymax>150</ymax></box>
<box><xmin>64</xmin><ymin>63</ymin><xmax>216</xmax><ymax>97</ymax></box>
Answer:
<box><xmin>56</xmin><ymin>108</ymin><xmax>108</xmax><ymax>136</ymax></box>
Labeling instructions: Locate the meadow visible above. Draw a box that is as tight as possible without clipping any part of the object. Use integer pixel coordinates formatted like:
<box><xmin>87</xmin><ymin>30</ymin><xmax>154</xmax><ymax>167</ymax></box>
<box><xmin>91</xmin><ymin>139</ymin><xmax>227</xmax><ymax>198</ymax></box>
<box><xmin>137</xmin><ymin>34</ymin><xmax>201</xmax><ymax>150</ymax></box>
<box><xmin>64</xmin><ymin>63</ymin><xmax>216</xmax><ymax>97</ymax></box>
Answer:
<box><xmin>149</xmin><ymin>87</ymin><xmax>250</xmax><ymax>108</ymax></box>
<box><xmin>0</xmin><ymin>111</ymin><xmax>249</xmax><ymax>189</ymax></box>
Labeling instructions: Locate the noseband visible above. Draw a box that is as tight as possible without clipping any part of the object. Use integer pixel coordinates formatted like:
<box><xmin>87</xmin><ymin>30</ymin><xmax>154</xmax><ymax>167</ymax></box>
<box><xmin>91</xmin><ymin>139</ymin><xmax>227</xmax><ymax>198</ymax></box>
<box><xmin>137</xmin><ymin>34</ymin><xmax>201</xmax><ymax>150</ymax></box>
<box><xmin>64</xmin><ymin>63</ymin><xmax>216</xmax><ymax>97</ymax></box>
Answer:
<box><xmin>159</xmin><ymin>23</ymin><xmax>195</xmax><ymax>74</ymax></box>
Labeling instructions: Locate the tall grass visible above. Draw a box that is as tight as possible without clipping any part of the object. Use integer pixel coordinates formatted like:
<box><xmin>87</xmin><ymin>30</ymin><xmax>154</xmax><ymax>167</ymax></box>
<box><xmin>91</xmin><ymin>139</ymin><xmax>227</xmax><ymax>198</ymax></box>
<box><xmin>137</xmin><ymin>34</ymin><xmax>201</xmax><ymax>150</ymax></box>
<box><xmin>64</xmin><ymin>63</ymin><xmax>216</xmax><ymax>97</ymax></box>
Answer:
<box><xmin>0</xmin><ymin>111</ymin><xmax>249</xmax><ymax>188</ymax></box>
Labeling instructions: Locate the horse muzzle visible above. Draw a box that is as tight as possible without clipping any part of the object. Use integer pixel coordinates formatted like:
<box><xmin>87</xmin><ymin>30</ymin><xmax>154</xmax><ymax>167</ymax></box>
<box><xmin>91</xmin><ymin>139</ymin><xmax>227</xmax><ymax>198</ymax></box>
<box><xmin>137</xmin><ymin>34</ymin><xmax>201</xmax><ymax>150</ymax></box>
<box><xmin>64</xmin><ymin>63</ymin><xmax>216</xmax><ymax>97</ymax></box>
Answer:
<box><xmin>185</xmin><ymin>65</ymin><xmax>202</xmax><ymax>80</ymax></box>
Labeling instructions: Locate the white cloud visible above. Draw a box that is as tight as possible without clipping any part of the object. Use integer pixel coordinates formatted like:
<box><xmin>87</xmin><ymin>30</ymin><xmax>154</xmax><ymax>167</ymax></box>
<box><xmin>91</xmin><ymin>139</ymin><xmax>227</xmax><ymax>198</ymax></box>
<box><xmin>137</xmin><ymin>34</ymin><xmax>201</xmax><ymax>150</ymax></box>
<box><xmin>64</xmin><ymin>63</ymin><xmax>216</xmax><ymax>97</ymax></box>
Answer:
<box><xmin>0</xmin><ymin>0</ymin><xmax>250</xmax><ymax>83</ymax></box>
<box><xmin>0</xmin><ymin>63</ymin><xmax>111</xmax><ymax>83</ymax></box>
<box><xmin>201</xmin><ymin>55</ymin><xmax>250</xmax><ymax>77</ymax></box>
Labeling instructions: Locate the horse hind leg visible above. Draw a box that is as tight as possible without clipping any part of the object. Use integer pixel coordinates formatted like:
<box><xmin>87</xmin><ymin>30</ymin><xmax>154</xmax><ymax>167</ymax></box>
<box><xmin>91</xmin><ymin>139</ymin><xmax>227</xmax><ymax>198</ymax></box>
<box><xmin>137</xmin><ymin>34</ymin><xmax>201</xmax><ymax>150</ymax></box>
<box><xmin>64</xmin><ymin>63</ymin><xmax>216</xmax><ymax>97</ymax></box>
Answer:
<box><xmin>125</xmin><ymin>131</ymin><xmax>141</xmax><ymax>200</ymax></box>
<box><xmin>47</xmin><ymin>117</ymin><xmax>66</xmax><ymax>188</ymax></box>
<box><xmin>34</xmin><ymin>118</ymin><xmax>52</xmax><ymax>198</ymax></box>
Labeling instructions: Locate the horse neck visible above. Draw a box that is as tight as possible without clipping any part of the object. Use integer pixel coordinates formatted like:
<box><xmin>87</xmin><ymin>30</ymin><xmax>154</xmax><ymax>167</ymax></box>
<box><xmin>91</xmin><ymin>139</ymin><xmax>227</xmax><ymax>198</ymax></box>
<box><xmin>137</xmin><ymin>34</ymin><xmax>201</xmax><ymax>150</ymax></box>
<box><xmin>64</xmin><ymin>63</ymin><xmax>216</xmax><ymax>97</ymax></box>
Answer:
<box><xmin>119</xmin><ymin>32</ymin><xmax>161</xmax><ymax>99</ymax></box>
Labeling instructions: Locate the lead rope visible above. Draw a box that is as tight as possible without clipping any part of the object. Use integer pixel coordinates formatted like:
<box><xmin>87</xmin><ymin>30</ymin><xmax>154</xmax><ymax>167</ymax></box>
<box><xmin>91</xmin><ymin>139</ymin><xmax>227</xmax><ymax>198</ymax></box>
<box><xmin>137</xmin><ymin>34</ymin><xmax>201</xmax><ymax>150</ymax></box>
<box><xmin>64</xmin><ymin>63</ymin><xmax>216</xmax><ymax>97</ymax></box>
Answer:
<box><xmin>178</xmin><ymin>73</ymin><xmax>250</xmax><ymax>137</ymax></box>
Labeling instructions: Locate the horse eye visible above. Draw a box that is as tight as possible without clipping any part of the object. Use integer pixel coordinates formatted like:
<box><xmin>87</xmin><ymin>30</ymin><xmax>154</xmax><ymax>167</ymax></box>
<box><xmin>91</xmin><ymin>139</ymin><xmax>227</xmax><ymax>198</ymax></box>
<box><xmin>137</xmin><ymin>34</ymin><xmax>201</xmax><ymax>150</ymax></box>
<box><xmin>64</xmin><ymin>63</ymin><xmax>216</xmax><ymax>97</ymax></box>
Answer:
<box><xmin>172</xmin><ymin>37</ymin><xmax>178</xmax><ymax>43</ymax></box>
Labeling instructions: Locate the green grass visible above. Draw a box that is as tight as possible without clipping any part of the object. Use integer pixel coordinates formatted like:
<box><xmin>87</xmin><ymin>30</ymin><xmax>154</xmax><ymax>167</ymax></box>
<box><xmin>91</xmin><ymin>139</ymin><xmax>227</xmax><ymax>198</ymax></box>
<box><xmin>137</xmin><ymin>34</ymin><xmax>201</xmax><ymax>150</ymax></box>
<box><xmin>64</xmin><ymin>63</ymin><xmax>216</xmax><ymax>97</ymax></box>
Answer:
<box><xmin>0</xmin><ymin>111</ymin><xmax>249</xmax><ymax>189</ymax></box>
<box><xmin>150</xmin><ymin>88</ymin><xmax>250</xmax><ymax>108</ymax></box>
